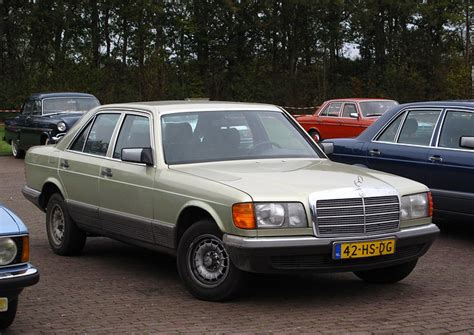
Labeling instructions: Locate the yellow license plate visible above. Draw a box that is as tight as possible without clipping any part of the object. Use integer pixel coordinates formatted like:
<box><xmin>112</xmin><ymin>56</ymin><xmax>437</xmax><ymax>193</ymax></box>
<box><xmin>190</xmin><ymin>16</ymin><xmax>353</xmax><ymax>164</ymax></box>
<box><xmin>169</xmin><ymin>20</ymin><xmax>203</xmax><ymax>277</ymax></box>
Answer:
<box><xmin>0</xmin><ymin>298</ymin><xmax>7</xmax><ymax>312</ymax></box>
<box><xmin>333</xmin><ymin>238</ymin><xmax>396</xmax><ymax>259</ymax></box>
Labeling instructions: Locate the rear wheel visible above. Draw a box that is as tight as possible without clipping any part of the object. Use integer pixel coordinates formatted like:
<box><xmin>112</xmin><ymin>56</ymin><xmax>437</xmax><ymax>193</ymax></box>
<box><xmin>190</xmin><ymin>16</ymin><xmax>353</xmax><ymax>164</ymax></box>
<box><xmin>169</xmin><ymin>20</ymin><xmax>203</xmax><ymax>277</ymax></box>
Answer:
<box><xmin>0</xmin><ymin>298</ymin><xmax>18</xmax><ymax>329</ymax></box>
<box><xmin>354</xmin><ymin>260</ymin><xmax>418</xmax><ymax>284</ymax></box>
<box><xmin>46</xmin><ymin>193</ymin><xmax>86</xmax><ymax>255</ymax></box>
<box><xmin>309</xmin><ymin>130</ymin><xmax>321</xmax><ymax>142</ymax></box>
<box><xmin>11</xmin><ymin>140</ymin><xmax>25</xmax><ymax>159</ymax></box>
<box><xmin>177</xmin><ymin>219</ymin><xmax>244</xmax><ymax>301</ymax></box>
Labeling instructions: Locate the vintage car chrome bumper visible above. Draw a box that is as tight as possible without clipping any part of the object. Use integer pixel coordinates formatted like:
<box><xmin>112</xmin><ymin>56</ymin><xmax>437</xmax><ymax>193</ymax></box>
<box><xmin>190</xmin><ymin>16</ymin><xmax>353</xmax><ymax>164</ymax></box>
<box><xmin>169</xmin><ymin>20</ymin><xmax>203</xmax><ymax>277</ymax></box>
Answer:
<box><xmin>223</xmin><ymin>224</ymin><xmax>439</xmax><ymax>273</ymax></box>
<box><xmin>0</xmin><ymin>264</ymin><xmax>39</xmax><ymax>296</ymax></box>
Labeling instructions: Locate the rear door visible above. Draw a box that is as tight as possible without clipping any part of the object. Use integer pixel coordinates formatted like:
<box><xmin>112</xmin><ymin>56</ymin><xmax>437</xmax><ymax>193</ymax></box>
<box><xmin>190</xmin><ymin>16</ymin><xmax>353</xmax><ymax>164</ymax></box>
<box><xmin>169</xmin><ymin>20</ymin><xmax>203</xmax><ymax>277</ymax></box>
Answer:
<box><xmin>427</xmin><ymin>109</ymin><xmax>474</xmax><ymax>218</ymax></box>
<box><xmin>98</xmin><ymin>111</ymin><xmax>156</xmax><ymax>243</ymax></box>
<box><xmin>365</xmin><ymin>108</ymin><xmax>442</xmax><ymax>185</ymax></box>
<box><xmin>339</xmin><ymin>102</ymin><xmax>365</xmax><ymax>137</ymax></box>
<box><xmin>59</xmin><ymin>112</ymin><xmax>121</xmax><ymax>232</ymax></box>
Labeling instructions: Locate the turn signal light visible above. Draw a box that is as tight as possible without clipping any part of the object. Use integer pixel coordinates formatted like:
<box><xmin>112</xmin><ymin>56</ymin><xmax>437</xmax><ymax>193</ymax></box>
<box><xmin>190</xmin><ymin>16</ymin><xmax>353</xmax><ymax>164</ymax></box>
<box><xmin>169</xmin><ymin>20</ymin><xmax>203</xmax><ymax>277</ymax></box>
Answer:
<box><xmin>21</xmin><ymin>236</ymin><xmax>30</xmax><ymax>263</ymax></box>
<box><xmin>428</xmin><ymin>192</ymin><xmax>433</xmax><ymax>217</ymax></box>
<box><xmin>232</xmin><ymin>203</ymin><xmax>256</xmax><ymax>229</ymax></box>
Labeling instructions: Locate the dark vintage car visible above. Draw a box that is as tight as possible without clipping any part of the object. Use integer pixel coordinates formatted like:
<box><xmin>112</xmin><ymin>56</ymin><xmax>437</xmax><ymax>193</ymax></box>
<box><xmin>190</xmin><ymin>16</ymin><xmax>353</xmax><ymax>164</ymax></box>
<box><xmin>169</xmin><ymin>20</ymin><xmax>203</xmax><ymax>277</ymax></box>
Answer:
<box><xmin>295</xmin><ymin>98</ymin><xmax>398</xmax><ymax>142</ymax></box>
<box><xmin>324</xmin><ymin>101</ymin><xmax>474</xmax><ymax>222</ymax></box>
<box><xmin>0</xmin><ymin>204</ymin><xmax>39</xmax><ymax>329</ymax></box>
<box><xmin>3</xmin><ymin>92</ymin><xmax>100</xmax><ymax>158</ymax></box>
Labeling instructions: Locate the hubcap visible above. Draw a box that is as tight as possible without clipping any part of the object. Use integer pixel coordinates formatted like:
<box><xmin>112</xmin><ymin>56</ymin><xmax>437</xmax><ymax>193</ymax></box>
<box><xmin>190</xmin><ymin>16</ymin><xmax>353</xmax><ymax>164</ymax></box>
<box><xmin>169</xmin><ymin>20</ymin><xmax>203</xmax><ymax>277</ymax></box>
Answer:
<box><xmin>188</xmin><ymin>235</ymin><xmax>229</xmax><ymax>288</ymax></box>
<box><xmin>49</xmin><ymin>204</ymin><xmax>65</xmax><ymax>246</ymax></box>
<box><xmin>11</xmin><ymin>141</ymin><xmax>18</xmax><ymax>156</ymax></box>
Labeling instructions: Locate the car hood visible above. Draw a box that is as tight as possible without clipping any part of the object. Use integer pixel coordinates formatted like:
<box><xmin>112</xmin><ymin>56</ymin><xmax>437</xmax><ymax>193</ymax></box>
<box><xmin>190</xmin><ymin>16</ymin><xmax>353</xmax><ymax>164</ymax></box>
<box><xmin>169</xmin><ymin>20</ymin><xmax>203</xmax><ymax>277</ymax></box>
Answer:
<box><xmin>51</xmin><ymin>112</ymin><xmax>84</xmax><ymax>124</ymax></box>
<box><xmin>0</xmin><ymin>206</ymin><xmax>26</xmax><ymax>235</ymax></box>
<box><xmin>171</xmin><ymin>159</ymin><xmax>427</xmax><ymax>201</ymax></box>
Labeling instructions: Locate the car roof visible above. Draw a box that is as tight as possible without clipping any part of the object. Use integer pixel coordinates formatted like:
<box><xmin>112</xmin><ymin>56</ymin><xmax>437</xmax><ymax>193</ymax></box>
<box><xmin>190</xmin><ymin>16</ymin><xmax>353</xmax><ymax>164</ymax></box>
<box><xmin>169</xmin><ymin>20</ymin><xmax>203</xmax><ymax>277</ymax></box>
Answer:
<box><xmin>28</xmin><ymin>92</ymin><xmax>98</xmax><ymax>99</ymax></box>
<box><xmin>324</xmin><ymin>98</ymin><xmax>398</xmax><ymax>103</ymax></box>
<box><xmin>398</xmin><ymin>100</ymin><xmax>474</xmax><ymax>108</ymax></box>
<box><xmin>98</xmin><ymin>100</ymin><xmax>283</xmax><ymax>114</ymax></box>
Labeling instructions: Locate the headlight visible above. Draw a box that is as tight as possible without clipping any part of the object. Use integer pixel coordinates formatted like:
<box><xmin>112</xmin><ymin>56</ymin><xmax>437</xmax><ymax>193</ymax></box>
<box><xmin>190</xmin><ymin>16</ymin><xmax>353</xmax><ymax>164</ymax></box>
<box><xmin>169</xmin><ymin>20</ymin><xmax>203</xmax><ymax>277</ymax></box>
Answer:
<box><xmin>57</xmin><ymin>121</ymin><xmax>67</xmax><ymax>132</ymax></box>
<box><xmin>255</xmin><ymin>202</ymin><xmax>307</xmax><ymax>228</ymax></box>
<box><xmin>0</xmin><ymin>238</ymin><xmax>18</xmax><ymax>265</ymax></box>
<box><xmin>401</xmin><ymin>193</ymin><xmax>431</xmax><ymax>220</ymax></box>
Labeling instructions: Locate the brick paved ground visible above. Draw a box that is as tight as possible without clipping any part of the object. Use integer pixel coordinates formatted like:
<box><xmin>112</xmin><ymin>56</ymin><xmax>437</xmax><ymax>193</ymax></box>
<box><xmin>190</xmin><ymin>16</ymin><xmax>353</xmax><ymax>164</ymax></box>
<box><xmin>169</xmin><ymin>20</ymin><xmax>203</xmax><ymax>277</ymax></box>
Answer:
<box><xmin>0</xmin><ymin>156</ymin><xmax>473</xmax><ymax>334</ymax></box>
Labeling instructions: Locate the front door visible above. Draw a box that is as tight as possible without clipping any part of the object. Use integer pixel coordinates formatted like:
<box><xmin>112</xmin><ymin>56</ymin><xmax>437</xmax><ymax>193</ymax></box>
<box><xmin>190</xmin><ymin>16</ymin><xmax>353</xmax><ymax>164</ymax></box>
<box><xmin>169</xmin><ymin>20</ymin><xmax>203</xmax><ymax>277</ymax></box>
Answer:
<box><xmin>98</xmin><ymin>112</ymin><xmax>156</xmax><ymax>243</ymax></box>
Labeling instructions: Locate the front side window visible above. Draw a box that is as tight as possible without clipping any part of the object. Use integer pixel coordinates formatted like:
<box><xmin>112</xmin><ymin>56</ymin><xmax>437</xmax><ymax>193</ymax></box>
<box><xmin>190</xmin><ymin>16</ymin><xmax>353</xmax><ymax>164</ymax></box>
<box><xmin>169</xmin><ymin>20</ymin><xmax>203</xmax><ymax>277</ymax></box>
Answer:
<box><xmin>161</xmin><ymin>110</ymin><xmax>320</xmax><ymax>164</ymax></box>
<box><xmin>320</xmin><ymin>102</ymin><xmax>342</xmax><ymax>117</ymax></box>
<box><xmin>22</xmin><ymin>101</ymin><xmax>33</xmax><ymax>115</ymax></box>
<box><xmin>113</xmin><ymin>115</ymin><xmax>151</xmax><ymax>159</ymax></box>
<box><xmin>438</xmin><ymin>111</ymin><xmax>474</xmax><ymax>149</ymax></box>
<box><xmin>42</xmin><ymin>97</ymin><xmax>100</xmax><ymax>115</ymax></box>
<box><xmin>342</xmin><ymin>104</ymin><xmax>357</xmax><ymax>118</ymax></box>
<box><xmin>82</xmin><ymin>114</ymin><xmax>120</xmax><ymax>156</ymax></box>
<box><xmin>32</xmin><ymin>100</ymin><xmax>41</xmax><ymax>115</ymax></box>
<box><xmin>397</xmin><ymin>110</ymin><xmax>440</xmax><ymax>146</ymax></box>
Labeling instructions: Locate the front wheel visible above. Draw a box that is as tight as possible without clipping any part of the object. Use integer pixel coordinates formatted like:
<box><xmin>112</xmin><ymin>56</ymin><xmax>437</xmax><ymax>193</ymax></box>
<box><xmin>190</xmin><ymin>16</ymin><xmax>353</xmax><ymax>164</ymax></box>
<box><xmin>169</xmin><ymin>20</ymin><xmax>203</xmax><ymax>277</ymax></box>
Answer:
<box><xmin>0</xmin><ymin>298</ymin><xmax>18</xmax><ymax>329</ymax></box>
<box><xmin>177</xmin><ymin>220</ymin><xmax>245</xmax><ymax>301</ymax></box>
<box><xmin>46</xmin><ymin>193</ymin><xmax>86</xmax><ymax>256</ymax></box>
<box><xmin>11</xmin><ymin>140</ymin><xmax>25</xmax><ymax>159</ymax></box>
<box><xmin>354</xmin><ymin>260</ymin><xmax>418</xmax><ymax>284</ymax></box>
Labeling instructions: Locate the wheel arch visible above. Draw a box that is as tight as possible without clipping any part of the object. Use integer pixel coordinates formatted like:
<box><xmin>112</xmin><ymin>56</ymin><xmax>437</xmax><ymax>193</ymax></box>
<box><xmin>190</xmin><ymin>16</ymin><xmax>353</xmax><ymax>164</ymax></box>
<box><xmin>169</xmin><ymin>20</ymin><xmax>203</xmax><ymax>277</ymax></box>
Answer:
<box><xmin>175</xmin><ymin>201</ymin><xmax>224</xmax><ymax>247</ymax></box>
<box><xmin>39</xmin><ymin>179</ymin><xmax>66</xmax><ymax>210</ymax></box>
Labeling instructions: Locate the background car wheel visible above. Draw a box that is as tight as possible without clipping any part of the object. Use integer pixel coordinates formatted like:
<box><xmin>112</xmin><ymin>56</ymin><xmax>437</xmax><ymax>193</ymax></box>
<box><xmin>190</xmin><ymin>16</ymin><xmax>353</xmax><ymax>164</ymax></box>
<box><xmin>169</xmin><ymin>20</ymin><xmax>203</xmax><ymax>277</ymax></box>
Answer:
<box><xmin>354</xmin><ymin>260</ymin><xmax>418</xmax><ymax>284</ymax></box>
<box><xmin>0</xmin><ymin>298</ymin><xmax>18</xmax><ymax>329</ymax></box>
<box><xmin>46</xmin><ymin>193</ymin><xmax>86</xmax><ymax>256</ymax></box>
<box><xmin>309</xmin><ymin>130</ymin><xmax>321</xmax><ymax>142</ymax></box>
<box><xmin>11</xmin><ymin>140</ymin><xmax>25</xmax><ymax>159</ymax></box>
<box><xmin>177</xmin><ymin>219</ymin><xmax>245</xmax><ymax>301</ymax></box>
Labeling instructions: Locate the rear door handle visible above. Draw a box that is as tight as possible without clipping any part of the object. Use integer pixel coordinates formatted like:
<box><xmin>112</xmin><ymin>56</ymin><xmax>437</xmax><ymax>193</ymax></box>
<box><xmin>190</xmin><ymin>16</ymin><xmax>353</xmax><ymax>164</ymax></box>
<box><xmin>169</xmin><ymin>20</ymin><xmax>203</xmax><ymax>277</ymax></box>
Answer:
<box><xmin>429</xmin><ymin>155</ymin><xmax>443</xmax><ymax>163</ymax></box>
<box><xmin>60</xmin><ymin>159</ymin><xmax>69</xmax><ymax>169</ymax></box>
<box><xmin>369</xmin><ymin>149</ymin><xmax>381</xmax><ymax>157</ymax></box>
<box><xmin>101</xmin><ymin>167</ymin><xmax>113</xmax><ymax>177</ymax></box>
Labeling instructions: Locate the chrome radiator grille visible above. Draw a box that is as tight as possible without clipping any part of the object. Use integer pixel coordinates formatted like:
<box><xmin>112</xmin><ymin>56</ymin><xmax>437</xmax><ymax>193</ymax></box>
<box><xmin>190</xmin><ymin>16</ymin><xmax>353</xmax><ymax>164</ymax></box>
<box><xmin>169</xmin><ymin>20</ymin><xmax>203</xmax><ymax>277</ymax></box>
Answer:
<box><xmin>314</xmin><ymin>195</ymin><xmax>400</xmax><ymax>236</ymax></box>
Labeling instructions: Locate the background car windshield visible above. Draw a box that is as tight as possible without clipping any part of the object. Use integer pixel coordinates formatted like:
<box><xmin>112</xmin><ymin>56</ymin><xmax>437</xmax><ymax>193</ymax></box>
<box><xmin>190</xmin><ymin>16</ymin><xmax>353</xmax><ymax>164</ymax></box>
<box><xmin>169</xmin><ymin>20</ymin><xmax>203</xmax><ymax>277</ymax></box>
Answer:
<box><xmin>161</xmin><ymin>110</ymin><xmax>320</xmax><ymax>164</ymax></box>
<box><xmin>360</xmin><ymin>101</ymin><xmax>398</xmax><ymax>117</ymax></box>
<box><xmin>43</xmin><ymin>97</ymin><xmax>99</xmax><ymax>114</ymax></box>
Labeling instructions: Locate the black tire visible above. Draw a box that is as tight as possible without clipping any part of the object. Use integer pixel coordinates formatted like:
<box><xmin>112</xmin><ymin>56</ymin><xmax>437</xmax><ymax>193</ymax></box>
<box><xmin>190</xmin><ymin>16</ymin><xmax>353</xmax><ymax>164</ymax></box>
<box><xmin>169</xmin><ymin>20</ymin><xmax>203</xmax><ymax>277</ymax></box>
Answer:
<box><xmin>309</xmin><ymin>130</ymin><xmax>321</xmax><ymax>142</ymax></box>
<box><xmin>354</xmin><ymin>260</ymin><xmax>418</xmax><ymax>284</ymax></box>
<box><xmin>177</xmin><ymin>219</ymin><xmax>245</xmax><ymax>301</ymax></box>
<box><xmin>11</xmin><ymin>140</ymin><xmax>25</xmax><ymax>159</ymax></box>
<box><xmin>0</xmin><ymin>298</ymin><xmax>18</xmax><ymax>329</ymax></box>
<box><xmin>46</xmin><ymin>193</ymin><xmax>86</xmax><ymax>256</ymax></box>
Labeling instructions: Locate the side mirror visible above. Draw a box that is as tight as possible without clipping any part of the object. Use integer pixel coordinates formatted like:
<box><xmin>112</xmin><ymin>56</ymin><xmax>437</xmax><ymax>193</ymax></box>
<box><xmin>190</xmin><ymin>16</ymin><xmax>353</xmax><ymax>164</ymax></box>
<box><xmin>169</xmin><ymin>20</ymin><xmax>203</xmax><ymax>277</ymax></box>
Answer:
<box><xmin>121</xmin><ymin>147</ymin><xmax>154</xmax><ymax>166</ymax></box>
<box><xmin>460</xmin><ymin>136</ymin><xmax>474</xmax><ymax>149</ymax></box>
<box><xmin>320</xmin><ymin>142</ymin><xmax>334</xmax><ymax>155</ymax></box>
<box><xmin>350</xmin><ymin>112</ymin><xmax>359</xmax><ymax>119</ymax></box>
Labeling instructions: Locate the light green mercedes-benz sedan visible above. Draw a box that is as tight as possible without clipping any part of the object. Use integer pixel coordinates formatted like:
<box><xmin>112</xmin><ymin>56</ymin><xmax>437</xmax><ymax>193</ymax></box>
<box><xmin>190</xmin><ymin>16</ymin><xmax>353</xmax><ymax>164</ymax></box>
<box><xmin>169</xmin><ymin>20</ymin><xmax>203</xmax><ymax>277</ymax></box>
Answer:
<box><xmin>22</xmin><ymin>101</ymin><xmax>439</xmax><ymax>301</ymax></box>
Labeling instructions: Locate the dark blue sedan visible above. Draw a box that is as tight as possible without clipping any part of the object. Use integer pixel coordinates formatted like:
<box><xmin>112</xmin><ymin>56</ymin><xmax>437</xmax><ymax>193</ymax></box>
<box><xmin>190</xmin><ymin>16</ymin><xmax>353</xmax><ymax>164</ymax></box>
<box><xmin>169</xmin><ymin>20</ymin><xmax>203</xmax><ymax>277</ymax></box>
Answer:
<box><xmin>324</xmin><ymin>101</ymin><xmax>474</xmax><ymax>222</ymax></box>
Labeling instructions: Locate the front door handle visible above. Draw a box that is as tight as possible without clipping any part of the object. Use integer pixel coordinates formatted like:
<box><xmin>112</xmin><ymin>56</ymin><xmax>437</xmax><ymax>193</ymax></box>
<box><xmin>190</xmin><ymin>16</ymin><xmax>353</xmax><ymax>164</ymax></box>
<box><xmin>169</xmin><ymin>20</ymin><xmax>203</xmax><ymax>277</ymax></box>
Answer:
<box><xmin>60</xmin><ymin>159</ymin><xmax>69</xmax><ymax>169</ymax></box>
<box><xmin>369</xmin><ymin>149</ymin><xmax>381</xmax><ymax>157</ymax></box>
<box><xmin>429</xmin><ymin>155</ymin><xmax>443</xmax><ymax>163</ymax></box>
<box><xmin>101</xmin><ymin>167</ymin><xmax>113</xmax><ymax>177</ymax></box>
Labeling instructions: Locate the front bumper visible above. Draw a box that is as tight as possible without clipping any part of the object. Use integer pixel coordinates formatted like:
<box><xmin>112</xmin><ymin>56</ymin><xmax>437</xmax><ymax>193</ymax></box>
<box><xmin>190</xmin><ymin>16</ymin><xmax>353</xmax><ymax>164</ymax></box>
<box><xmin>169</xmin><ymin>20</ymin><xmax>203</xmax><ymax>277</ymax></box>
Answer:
<box><xmin>0</xmin><ymin>264</ymin><xmax>40</xmax><ymax>298</ymax></box>
<box><xmin>223</xmin><ymin>224</ymin><xmax>439</xmax><ymax>273</ymax></box>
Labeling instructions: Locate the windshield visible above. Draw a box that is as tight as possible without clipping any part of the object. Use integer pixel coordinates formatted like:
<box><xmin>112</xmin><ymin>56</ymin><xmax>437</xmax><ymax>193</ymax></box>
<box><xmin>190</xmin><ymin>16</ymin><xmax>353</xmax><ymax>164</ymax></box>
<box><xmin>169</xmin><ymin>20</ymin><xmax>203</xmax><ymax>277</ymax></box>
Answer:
<box><xmin>360</xmin><ymin>100</ymin><xmax>398</xmax><ymax>117</ymax></box>
<box><xmin>43</xmin><ymin>97</ymin><xmax>100</xmax><ymax>115</ymax></box>
<box><xmin>161</xmin><ymin>110</ymin><xmax>321</xmax><ymax>164</ymax></box>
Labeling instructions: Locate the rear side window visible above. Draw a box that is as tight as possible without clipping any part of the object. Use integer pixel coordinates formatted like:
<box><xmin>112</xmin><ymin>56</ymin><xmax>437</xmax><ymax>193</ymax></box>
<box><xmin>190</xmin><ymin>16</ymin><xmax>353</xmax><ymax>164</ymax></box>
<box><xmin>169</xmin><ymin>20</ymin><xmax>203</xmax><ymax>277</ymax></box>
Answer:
<box><xmin>113</xmin><ymin>115</ymin><xmax>151</xmax><ymax>159</ymax></box>
<box><xmin>83</xmin><ymin>114</ymin><xmax>120</xmax><ymax>156</ymax></box>
<box><xmin>397</xmin><ymin>110</ymin><xmax>440</xmax><ymax>146</ymax></box>
<box><xmin>320</xmin><ymin>102</ymin><xmax>342</xmax><ymax>117</ymax></box>
<box><xmin>70</xmin><ymin>121</ymin><xmax>93</xmax><ymax>152</ymax></box>
<box><xmin>376</xmin><ymin>112</ymin><xmax>405</xmax><ymax>143</ymax></box>
<box><xmin>438</xmin><ymin>111</ymin><xmax>474</xmax><ymax>149</ymax></box>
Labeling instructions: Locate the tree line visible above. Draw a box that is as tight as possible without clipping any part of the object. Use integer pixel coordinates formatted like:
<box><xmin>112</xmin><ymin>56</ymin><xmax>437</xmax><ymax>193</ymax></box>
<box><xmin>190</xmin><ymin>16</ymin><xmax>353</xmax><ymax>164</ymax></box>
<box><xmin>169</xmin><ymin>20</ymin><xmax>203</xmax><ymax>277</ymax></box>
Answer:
<box><xmin>0</xmin><ymin>0</ymin><xmax>472</xmax><ymax>109</ymax></box>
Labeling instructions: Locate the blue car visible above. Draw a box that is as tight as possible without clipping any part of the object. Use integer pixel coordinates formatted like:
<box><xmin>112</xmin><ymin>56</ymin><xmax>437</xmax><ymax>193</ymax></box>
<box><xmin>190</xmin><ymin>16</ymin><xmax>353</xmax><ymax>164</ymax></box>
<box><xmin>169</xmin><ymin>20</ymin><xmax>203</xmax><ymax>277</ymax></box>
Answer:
<box><xmin>0</xmin><ymin>205</ymin><xmax>39</xmax><ymax>329</ymax></box>
<box><xmin>324</xmin><ymin>101</ymin><xmax>474</xmax><ymax>222</ymax></box>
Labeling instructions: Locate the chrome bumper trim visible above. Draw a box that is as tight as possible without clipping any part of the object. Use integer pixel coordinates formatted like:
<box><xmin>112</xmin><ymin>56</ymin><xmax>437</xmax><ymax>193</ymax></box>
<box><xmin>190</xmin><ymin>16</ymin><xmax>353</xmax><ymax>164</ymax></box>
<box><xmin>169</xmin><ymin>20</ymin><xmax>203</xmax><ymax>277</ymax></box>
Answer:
<box><xmin>0</xmin><ymin>266</ymin><xmax>38</xmax><ymax>281</ymax></box>
<box><xmin>223</xmin><ymin>224</ymin><xmax>439</xmax><ymax>249</ymax></box>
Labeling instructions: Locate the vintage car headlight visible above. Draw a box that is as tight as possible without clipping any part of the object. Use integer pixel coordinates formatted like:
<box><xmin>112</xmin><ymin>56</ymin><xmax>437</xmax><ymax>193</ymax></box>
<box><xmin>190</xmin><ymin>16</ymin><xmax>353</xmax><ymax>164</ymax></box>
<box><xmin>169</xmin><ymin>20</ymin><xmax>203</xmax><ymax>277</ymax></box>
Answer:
<box><xmin>57</xmin><ymin>121</ymin><xmax>67</xmax><ymax>132</ymax></box>
<box><xmin>0</xmin><ymin>237</ymin><xmax>18</xmax><ymax>265</ymax></box>
<box><xmin>255</xmin><ymin>202</ymin><xmax>307</xmax><ymax>228</ymax></box>
<box><xmin>401</xmin><ymin>193</ymin><xmax>431</xmax><ymax>220</ymax></box>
